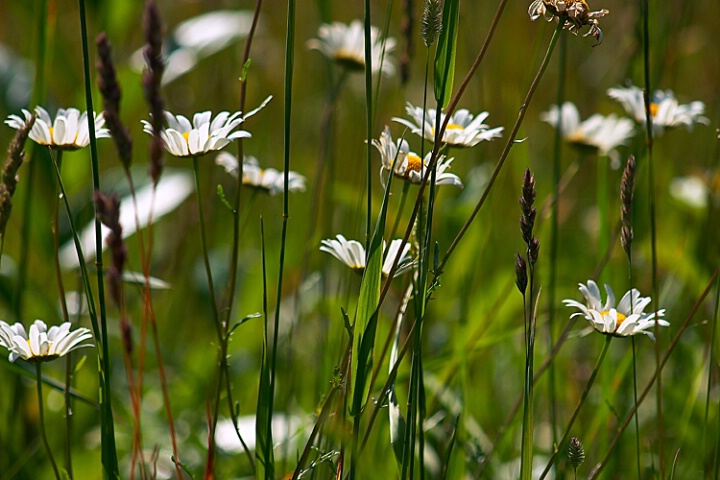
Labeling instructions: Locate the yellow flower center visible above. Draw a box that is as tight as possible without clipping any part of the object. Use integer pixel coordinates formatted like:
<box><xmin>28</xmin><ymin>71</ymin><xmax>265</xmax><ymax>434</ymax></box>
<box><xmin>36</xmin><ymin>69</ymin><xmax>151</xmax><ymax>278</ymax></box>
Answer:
<box><xmin>649</xmin><ymin>103</ymin><xmax>659</xmax><ymax>117</ymax></box>
<box><xmin>601</xmin><ymin>310</ymin><xmax>627</xmax><ymax>328</ymax></box>
<box><xmin>406</xmin><ymin>153</ymin><xmax>423</xmax><ymax>173</ymax></box>
<box><xmin>182</xmin><ymin>132</ymin><xmax>190</xmax><ymax>142</ymax></box>
<box><xmin>445</xmin><ymin>123</ymin><xmax>464</xmax><ymax>131</ymax></box>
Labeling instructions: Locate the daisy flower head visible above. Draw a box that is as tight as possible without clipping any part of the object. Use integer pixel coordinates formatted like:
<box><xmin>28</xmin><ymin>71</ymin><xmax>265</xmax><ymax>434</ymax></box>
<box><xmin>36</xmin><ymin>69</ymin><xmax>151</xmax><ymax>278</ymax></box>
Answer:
<box><xmin>528</xmin><ymin>0</ymin><xmax>609</xmax><ymax>45</ymax></box>
<box><xmin>541</xmin><ymin>102</ymin><xmax>635</xmax><ymax>156</ymax></box>
<box><xmin>307</xmin><ymin>20</ymin><xmax>396</xmax><ymax>76</ymax></box>
<box><xmin>5</xmin><ymin>106</ymin><xmax>110</xmax><ymax>150</ymax></box>
<box><xmin>393</xmin><ymin>102</ymin><xmax>503</xmax><ymax>148</ymax></box>
<box><xmin>320</xmin><ymin>234</ymin><xmax>413</xmax><ymax>278</ymax></box>
<box><xmin>142</xmin><ymin>96</ymin><xmax>272</xmax><ymax>158</ymax></box>
<box><xmin>563</xmin><ymin>280</ymin><xmax>669</xmax><ymax>339</ymax></box>
<box><xmin>0</xmin><ymin>319</ymin><xmax>93</xmax><ymax>363</ymax></box>
<box><xmin>607</xmin><ymin>84</ymin><xmax>709</xmax><ymax>135</ymax></box>
<box><xmin>215</xmin><ymin>152</ymin><xmax>306</xmax><ymax>196</ymax></box>
<box><xmin>371</xmin><ymin>126</ymin><xmax>462</xmax><ymax>188</ymax></box>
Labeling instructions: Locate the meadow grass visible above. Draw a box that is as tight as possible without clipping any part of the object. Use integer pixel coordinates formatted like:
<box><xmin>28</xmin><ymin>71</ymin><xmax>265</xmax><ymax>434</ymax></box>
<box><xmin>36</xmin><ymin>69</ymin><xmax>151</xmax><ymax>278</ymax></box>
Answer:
<box><xmin>0</xmin><ymin>1</ymin><xmax>718</xmax><ymax>479</ymax></box>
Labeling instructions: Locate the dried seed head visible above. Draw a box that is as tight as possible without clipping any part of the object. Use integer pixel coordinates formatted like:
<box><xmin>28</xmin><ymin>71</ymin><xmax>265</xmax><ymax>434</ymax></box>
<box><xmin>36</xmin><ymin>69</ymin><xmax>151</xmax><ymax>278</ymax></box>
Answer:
<box><xmin>142</xmin><ymin>0</ymin><xmax>166</xmax><ymax>184</ymax></box>
<box><xmin>520</xmin><ymin>168</ymin><xmax>537</xmax><ymax>242</ymax></box>
<box><xmin>620</xmin><ymin>155</ymin><xmax>636</xmax><ymax>256</ymax></box>
<box><xmin>120</xmin><ymin>316</ymin><xmax>133</xmax><ymax>355</ymax></box>
<box><xmin>568</xmin><ymin>437</ymin><xmax>586</xmax><ymax>470</ymax></box>
<box><xmin>97</xmin><ymin>33</ymin><xmax>133</xmax><ymax>170</ymax></box>
<box><xmin>399</xmin><ymin>0</ymin><xmax>414</xmax><ymax>85</ymax></box>
<box><xmin>529</xmin><ymin>237</ymin><xmax>540</xmax><ymax>267</ymax></box>
<box><xmin>421</xmin><ymin>0</ymin><xmax>443</xmax><ymax>48</ymax></box>
<box><xmin>0</xmin><ymin>114</ymin><xmax>36</xmax><ymax>237</ymax></box>
<box><xmin>515</xmin><ymin>252</ymin><xmax>528</xmax><ymax>294</ymax></box>
<box><xmin>93</xmin><ymin>191</ymin><xmax>126</xmax><ymax>307</ymax></box>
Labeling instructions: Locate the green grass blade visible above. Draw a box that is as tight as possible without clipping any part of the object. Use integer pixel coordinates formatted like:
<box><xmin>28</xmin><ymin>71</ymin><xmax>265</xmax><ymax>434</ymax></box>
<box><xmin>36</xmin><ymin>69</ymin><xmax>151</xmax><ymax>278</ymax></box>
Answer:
<box><xmin>350</xmin><ymin>163</ymin><xmax>395</xmax><ymax>412</ymax></box>
<box><xmin>256</xmin><ymin>217</ymin><xmax>274</xmax><ymax>480</ymax></box>
<box><xmin>433</xmin><ymin>0</ymin><xmax>459</xmax><ymax>108</ymax></box>
<box><xmin>78</xmin><ymin>0</ymin><xmax>118</xmax><ymax>476</ymax></box>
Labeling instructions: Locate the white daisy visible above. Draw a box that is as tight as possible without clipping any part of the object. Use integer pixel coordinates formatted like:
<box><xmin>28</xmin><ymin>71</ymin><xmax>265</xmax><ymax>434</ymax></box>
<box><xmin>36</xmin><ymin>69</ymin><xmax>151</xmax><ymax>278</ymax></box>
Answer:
<box><xmin>0</xmin><ymin>319</ymin><xmax>93</xmax><ymax>363</ymax></box>
<box><xmin>142</xmin><ymin>96</ymin><xmax>271</xmax><ymax>157</ymax></box>
<box><xmin>5</xmin><ymin>106</ymin><xmax>110</xmax><ymax>150</ymax></box>
<box><xmin>563</xmin><ymin>280</ymin><xmax>669</xmax><ymax>339</ymax></box>
<box><xmin>215</xmin><ymin>152</ymin><xmax>306</xmax><ymax>196</ymax></box>
<box><xmin>393</xmin><ymin>102</ymin><xmax>503</xmax><ymax>148</ymax></box>
<box><xmin>540</xmin><ymin>102</ymin><xmax>635</xmax><ymax>156</ymax></box>
<box><xmin>372</xmin><ymin>126</ymin><xmax>463</xmax><ymax>188</ymax></box>
<box><xmin>307</xmin><ymin>20</ymin><xmax>396</xmax><ymax>76</ymax></box>
<box><xmin>607</xmin><ymin>84</ymin><xmax>709</xmax><ymax>134</ymax></box>
<box><xmin>320</xmin><ymin>234</ymin><xmax>413</xmax><ymax>278</ymax></box>
<box><xmin>528</xmin><ymin>0</ymin><xmax>609</xmax><ymax>45</ymax></box>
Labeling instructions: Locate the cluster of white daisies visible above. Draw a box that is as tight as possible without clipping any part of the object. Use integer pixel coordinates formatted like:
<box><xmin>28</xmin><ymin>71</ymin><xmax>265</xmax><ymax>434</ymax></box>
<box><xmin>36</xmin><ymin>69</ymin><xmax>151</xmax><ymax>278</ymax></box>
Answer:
<box><xmin>5</xmin><ymin>11</ymin><xmax>709</xmax><ymax>350</ymax></box>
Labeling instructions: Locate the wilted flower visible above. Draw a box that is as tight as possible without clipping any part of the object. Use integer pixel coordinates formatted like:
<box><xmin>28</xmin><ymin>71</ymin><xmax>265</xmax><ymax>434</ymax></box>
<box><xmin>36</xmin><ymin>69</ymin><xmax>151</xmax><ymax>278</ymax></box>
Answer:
<box><xmin>371</xmin><ymin>126</ymin><xmax>462</xmax><ymax>188</ymax></box>
<box><xmin>607</xmin><ymin>84</ymin><xmax>709</xmax><ymax>135</ymax></box>
<box><xmin>141</xmin><ymin>96</ymin><xmax>271</xmax><ymax>158</ymax></box>
<box><xmin>307</xmin><ymin>20</ymin><xmax>396</xmax><ymax>76</ymax></box>
<box><xmin>528</xmin><ymin>0</ymin><xmax>609</xmax><ymax>45</ymax></box>
<box><xmin>215</xmin><ymin>152</ymin><xmax>306</xmax><ymax>196</ymax></box>
<box><xmin>541</xmin><ymin>102</ymin><xmax>634</xmax><ymax>156</ymax></box>
<box><xmin>320</xmin><ymin>234</ymin><xmax>413</xmax><ymax>278</ymax></box>
<box><xmin>5</xmin><ymin>106</ymin><xmax>110</xmax><ymax>150</ymax></box>
<box><xmin>393</xmin><ymin>102</ymin><xmax>503</xmax><ymax>148</ymax></box>
<box><xmin>563</xmin><ymin>280</ymin><xmax>669</xmax><ymax>339</ymax></box>
<box><xmin>0</xmin><ymin>319</ymin><xmax>93</xmax><ymax>363</ymax></box>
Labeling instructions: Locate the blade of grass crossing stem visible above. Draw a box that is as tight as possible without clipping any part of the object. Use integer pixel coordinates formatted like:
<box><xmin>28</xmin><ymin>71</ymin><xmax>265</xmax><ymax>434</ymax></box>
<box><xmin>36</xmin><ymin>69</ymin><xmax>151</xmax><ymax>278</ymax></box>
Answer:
<box><xmin>256</xmin><ymin>218</ymin><xmax>274</xmax><ymax>479</ymax></box>
<box><xmin>78</xmin><ymin>0</ymin><xmax>119</xmax><ymax>476</ymax></box>
<box><xmin>710</xmin><ymin>267</ymin><xmax>720</xmax><ymax>479</ymax></box>
<box><xmin>350</xmin><ymin>176</ymin><xmax>395</xmax><ymax>480</ymax></box>
<box><xmin>351</xmin><ymin>171</ymin><xmax>394</xmax><ymax>416</ymax></box>
<box><xmin>364</xmin><ymin>0</ymin><xmax>373</xmax><ymax>240</ymax></box>
<box><xmin>434</xmin><ymin>0</ymin><xmax>459</xmax><ymax>108</ymax></box>
<box><xmin>259</xmin><ymin>0</ymin><xmax>297</xmax><ymax>477</ymax></box>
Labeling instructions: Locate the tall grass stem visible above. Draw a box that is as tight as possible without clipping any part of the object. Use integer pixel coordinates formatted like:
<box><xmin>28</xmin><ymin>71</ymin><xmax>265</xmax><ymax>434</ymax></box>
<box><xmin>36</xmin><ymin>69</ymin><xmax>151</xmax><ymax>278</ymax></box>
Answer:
<box><xmin>78</xmin><ymin>0</ymin><xmax>120</xmax><ymax>475</ymax></box>
<box><xmin>36</xmin><ymin>363</ymin><xmax>61</xmax><ymax>480</ymax></box>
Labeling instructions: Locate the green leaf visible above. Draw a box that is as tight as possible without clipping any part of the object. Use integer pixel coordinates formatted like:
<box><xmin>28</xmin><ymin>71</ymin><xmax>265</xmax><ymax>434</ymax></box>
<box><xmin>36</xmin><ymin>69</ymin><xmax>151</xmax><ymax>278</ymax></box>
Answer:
<box><xmin>434</xmin><ymin>0</ymin><xmax>460</xmax><ymax>108</ymax></box>
<box><xmin>349</xmin><ymin>173</ymin><xmax>394</xmax><ymax>416</ymax></box>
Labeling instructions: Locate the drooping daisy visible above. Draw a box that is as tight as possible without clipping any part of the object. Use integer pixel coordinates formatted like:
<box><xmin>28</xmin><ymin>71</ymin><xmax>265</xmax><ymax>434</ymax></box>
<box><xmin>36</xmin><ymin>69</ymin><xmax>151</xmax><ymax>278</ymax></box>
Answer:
<box><xmin>320</xmin><ymin>234</ymin><xmax>413</xmax><ymax>278</ymax></box>
<box><xmin>371</xmin><ymin>126</ymin><xmax>462</xmax><ymax>188</ymax></box>
<box><xmin>0</xmin><ymin>319</ymin><xmax>93</xmax><ymax>363</ymax></box>
<box><xmin>5</xmin><ymin>106</ymin><xmax>110</xmax><ymax>150</ymax></box>
<box><xmin>141</xmin><ymin>96</ymin><xmax>271</xmax><ymax>157</ymax></box>
<box><xmin>307</xmin><ymin>20</ymin><xmax>396</xmax><ymax>76</ymax></box>
<box><xmin>528</xmin><ymin>0</ymin><xmax>609</xmax><ymax>45</ymax></box>
<box><xmin>393</xmin><ymin>102</ymin><xmax>503</xmax><ymax>148</ymax></box>
<box><xmin>540</xmin><ymin>102</ymin><xmax>635</xmax><ymax>156</ymax></box>
<box><xmin>607</xmin><ymin>84</ymin><xmax>709</xmax><ymax>134</ymax></box>
<box><xmin>563</xmin><ymin>280</ymin><xmax>668</xmax><ymax>339</ymax></box>
<box><xmin>215</xmin><ymin>152</ymin><xmax>306</xmax><ymax>196</ymax></box>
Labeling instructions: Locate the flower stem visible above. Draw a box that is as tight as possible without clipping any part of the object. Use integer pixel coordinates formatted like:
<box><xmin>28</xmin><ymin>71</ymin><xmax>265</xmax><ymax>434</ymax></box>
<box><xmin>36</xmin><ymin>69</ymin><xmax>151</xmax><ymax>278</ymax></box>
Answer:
<box><xmin>539</xmin><ymin>335</ymin><xmax>613</xmax><ymax>479</ymax></box>
<box><xmin>520</xmin><ymin>290</ymin><xmax>534</xmax><ymax>480</ymax></box>
<box><xmin>36</xmin><ymin>363</ymin><xmax>61</xmax><ymax>480</ymax></box>
<box><xmin>193</xmin><ymin>155</ymin><xmax>227</xmax><ymax>476</ymax></box>
<box><xmin>547</xmin><ymin>31</ymin><xmax>566</xmax><ymax>461</ymax></box>
<box><xmin>52</xmin><ymin>151</ymin><xmax>74</xmax><ymax>478</ymax></box>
